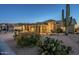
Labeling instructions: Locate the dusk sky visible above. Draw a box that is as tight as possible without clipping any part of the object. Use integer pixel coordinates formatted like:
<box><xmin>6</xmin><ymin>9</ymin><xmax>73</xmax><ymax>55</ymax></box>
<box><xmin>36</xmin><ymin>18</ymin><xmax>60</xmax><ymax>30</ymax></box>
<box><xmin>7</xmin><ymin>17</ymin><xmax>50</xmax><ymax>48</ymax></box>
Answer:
<box><xmin>0</xmin><ymin>4</ymin><xmax>79</xmax><ymax>26</ymax></box>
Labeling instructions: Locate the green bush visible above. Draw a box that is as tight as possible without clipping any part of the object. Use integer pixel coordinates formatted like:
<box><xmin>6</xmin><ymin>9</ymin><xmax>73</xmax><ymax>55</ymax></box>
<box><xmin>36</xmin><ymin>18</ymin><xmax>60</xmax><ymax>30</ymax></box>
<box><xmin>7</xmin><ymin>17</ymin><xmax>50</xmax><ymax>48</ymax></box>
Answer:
<box><xmin>38</xmin><ymin>37</ymin><xmax>72</xmax><ymax>55</ymax></box>
<box><xmin>15</xmin><ymin>32</ymin><xmax>40</xmax><ymax>47</ymax></box>
<box><xmin>56</xmin><ymin>28</ymin><xmax>63</xmax><ymax>33</ymax></box>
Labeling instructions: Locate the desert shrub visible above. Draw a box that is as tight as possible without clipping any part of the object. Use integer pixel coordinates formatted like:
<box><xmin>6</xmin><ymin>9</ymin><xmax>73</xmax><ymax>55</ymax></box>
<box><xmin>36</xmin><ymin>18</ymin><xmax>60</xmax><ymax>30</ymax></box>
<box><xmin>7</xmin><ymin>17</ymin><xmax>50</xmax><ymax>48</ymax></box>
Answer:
<box><xmin>14</xmin><ymin>32</ymin><xmax>18</xmax><ymax>40</ymax></box>
<box><xmin>38</xmin><ymin>37</ymin><xmax>72</xmax><ymax>55</ymax></box>
<box><xmin>56</xmin><ymin>28</ymin><xmax>63</xmax><ymax>33</ymax></box>
<box><xmin>51</xmin><ymin>30</ymin><xmax>55</xmax><ymax>33</ymax></box>
<box><xmin>15</xmin><ymin>32</ymin><xmax>40</xmax><ymax>47</ymax></box>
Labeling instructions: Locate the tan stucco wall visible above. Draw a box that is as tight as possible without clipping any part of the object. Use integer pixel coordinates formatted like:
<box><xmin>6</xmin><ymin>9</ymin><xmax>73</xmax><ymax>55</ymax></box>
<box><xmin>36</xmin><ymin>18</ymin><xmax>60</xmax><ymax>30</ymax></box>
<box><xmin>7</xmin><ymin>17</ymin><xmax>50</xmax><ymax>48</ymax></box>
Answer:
<box><xmin>14</xmin><ymin>21</ymin><xmax>56</xmax><ymax>34</ymax></box>
<box><xmin>47</xmin><ymin>21</ymin><xmax>56</xmax><ymax>33</ymax></box>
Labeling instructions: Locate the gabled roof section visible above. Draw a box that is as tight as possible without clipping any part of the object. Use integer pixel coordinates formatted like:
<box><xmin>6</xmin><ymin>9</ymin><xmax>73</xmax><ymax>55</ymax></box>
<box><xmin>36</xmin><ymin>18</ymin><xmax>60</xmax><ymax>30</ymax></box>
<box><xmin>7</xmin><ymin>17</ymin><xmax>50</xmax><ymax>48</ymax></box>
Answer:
<box><xmin>14</xmin><ymin>19</ymin><xmax>56</xmax><ymax>25</ymax></box>
<box><xmin>56</xmin><ymin>20</ymin><xmax>62</xmax><ymax>24</ymax></box>
<box><xmin>45</xmin><ymin>19</ymin><xmax>56</xmax><ymax>22</ymax></box>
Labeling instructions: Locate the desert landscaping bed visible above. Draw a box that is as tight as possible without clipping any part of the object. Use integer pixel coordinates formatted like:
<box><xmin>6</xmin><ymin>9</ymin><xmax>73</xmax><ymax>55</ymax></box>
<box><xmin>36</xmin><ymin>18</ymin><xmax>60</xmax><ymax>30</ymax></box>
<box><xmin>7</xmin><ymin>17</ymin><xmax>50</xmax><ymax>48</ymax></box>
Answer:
<box><xmin>0</xmin><ymin>32</ymin><xmax>79</xmax><ymax>55</ymax></box>
<box><xmin>5</xmin><ymin>38</ymin><xmax>39</xmax><ymax>55</ymax></box>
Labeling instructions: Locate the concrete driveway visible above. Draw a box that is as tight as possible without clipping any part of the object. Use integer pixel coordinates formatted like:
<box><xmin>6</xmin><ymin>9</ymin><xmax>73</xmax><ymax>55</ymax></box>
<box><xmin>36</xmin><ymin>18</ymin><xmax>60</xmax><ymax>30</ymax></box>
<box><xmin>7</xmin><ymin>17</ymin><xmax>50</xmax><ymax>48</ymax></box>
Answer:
<box><xmin>0</xmin><ymin>32</ymin><xmax>15</xmax><ymax>55</ymax></box>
